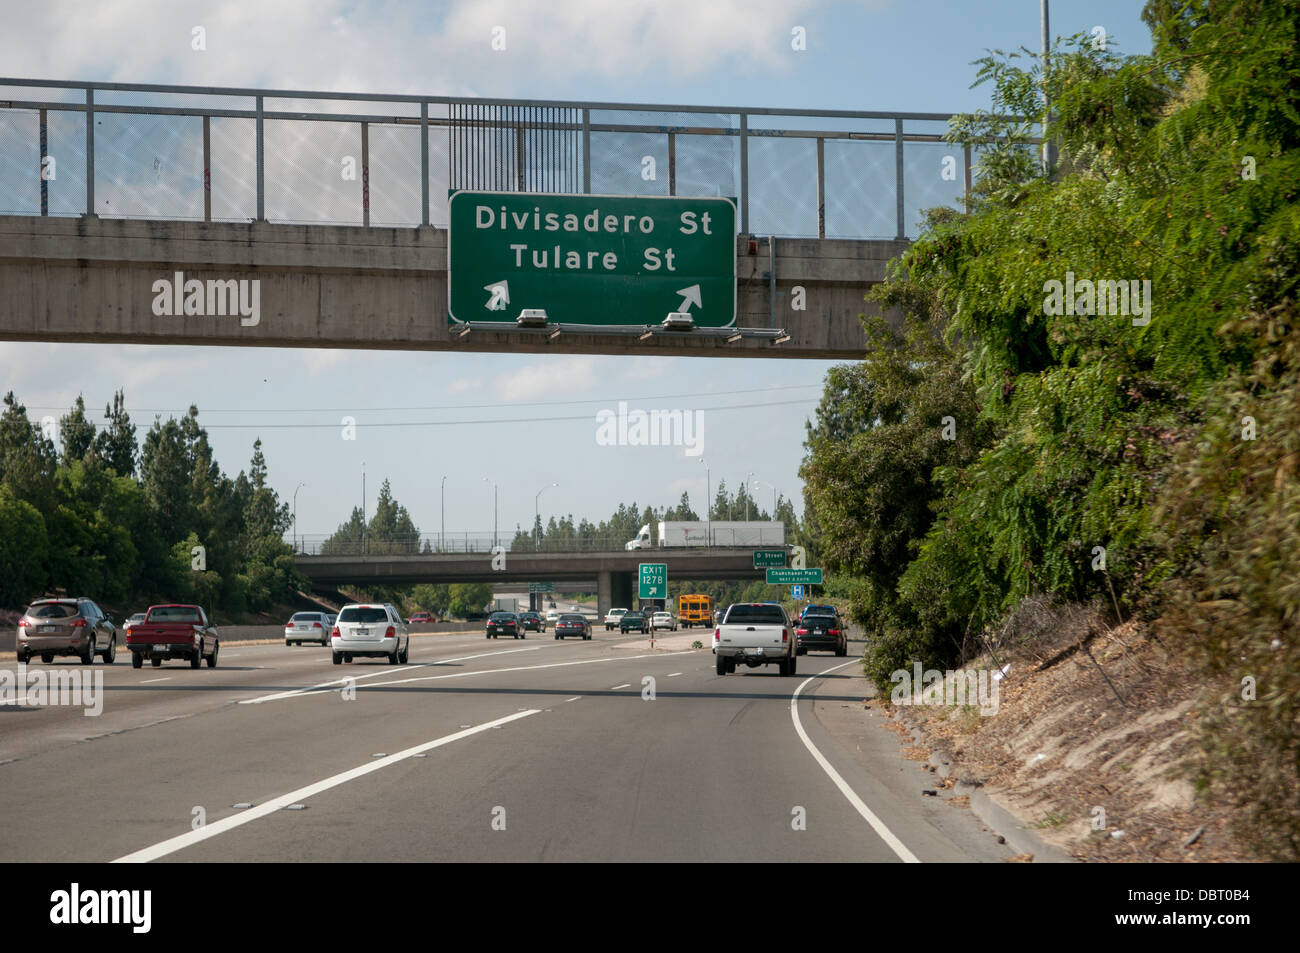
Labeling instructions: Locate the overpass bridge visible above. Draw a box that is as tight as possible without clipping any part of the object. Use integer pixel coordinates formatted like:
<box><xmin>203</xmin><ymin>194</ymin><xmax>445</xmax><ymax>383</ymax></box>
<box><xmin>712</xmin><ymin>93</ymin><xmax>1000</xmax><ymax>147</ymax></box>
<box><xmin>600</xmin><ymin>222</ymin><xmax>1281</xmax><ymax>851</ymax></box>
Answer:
<box><xmin>0</xmin><ymin>79</ymin><xmax>976</xmax><ymax>359</ymax></box>
<box><xmin>295</xmin><ymin>548</ymin><xmax>768</xmax><ymax>618</ymax></box>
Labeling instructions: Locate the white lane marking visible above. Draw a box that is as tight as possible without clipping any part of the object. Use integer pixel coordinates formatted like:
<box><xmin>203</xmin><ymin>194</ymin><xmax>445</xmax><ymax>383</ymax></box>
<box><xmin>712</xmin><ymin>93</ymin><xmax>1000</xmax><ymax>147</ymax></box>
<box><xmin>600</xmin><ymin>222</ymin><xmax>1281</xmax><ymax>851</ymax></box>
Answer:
<box><xmin>240</xmin><ymin>646</ymin><xmax>544</xmax><ymax>704</ymax></box>
<box><xmin>790</xmin><ymin>661</ymin><xmax>921</xmax><ymax>864</ymax></box>
<box><xmin>566</xmin><ymin>696</ymin><xmax>582</xmax><ymax>702</ymax></box>
<box><xmin>611</xmin><ymin>683</ymin><xmax>632</xmax><ymax>690</ymax></box>
<box><xmin>254</xmin><ymin>651</ymin><xmax>696</xmax><ymax>703</ymax></box>
<box><xmin>667</xmin><ymin>672</ymin><xmax>682</xmax><ymax>677</ymax></box>
<box><xmin>140</xmin><ymin>677</ymin><xmax>171</xmax><ymax>684</ymax></box>
<box><xmin>113</xmin><ymin>709</ymin><xmax>539</xmax><ymax>863</ymax></box>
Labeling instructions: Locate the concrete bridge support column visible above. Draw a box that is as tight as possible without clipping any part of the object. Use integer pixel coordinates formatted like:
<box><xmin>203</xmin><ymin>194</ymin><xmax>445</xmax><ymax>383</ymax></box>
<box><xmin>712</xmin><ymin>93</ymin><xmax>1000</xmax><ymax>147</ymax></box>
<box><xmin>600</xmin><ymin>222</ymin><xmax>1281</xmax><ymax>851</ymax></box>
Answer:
<box><xmin>611</xmin><ymin>572</ymin><xmax>636</xmax><ymax>613</ymax></box>
<box><xmin>597</xmin><ymin>571</ymin><xmax>612</xmax><ymax>620</ymax></box>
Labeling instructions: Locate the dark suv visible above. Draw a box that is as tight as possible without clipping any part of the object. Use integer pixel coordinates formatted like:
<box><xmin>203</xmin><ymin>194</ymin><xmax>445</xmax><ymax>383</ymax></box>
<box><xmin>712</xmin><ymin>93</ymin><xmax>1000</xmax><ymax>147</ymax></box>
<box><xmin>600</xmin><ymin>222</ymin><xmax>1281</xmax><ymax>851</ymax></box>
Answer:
<box><xmin>794</xmin><ymin>613</ymin><xmax>847</xmax><ymax>657</ymax></box>
<box><xmin>17</xmin><ymin>597</ymin><xmax>118</xmax><ymax>664</ymax></box>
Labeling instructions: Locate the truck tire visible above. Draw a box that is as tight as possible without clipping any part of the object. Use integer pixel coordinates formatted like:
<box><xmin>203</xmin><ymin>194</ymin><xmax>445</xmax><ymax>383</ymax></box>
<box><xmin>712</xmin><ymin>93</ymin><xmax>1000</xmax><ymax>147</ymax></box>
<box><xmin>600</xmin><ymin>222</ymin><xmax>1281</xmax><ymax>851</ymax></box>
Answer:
<box><xmin>131</xmin><ymin>652</ymin><xmax>143</xmax><ymax>669</ymax></box>
<box><xmin>152</xmin><ymin>656</ymin><xmax>163</xmax><ymax>667</ymax></box>
<box><xmin>332</xmin><ymin>652</ymin><xmax>342</xmax><ymax>665</ymax></box>
<box><xmin>716</xmin><ymin>655</ymin><xmax>728</xmax><ymax>676</ymax></box>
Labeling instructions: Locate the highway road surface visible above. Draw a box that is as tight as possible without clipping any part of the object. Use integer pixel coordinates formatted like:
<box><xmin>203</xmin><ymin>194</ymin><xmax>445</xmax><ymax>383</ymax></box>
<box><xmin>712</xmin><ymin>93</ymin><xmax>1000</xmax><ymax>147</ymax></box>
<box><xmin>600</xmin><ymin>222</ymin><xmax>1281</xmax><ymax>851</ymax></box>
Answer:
<box><xmin>0</xmin><ymin>630</ymin><xmax>1012</xmax><ymax>862</ymax></box>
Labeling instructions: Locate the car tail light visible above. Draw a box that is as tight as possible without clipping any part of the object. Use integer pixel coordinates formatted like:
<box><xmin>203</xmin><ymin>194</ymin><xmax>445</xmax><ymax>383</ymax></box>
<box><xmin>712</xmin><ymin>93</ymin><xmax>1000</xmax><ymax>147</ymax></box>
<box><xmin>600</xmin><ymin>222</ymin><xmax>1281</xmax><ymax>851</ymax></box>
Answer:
<box><xmin>70</xmin><ymin>618</ymin><xmax>87</xmax><ymax>628</ymax></box>
<box><xmin>312</xmin><ymin>621</ymin><xmax>322</xmax><ymax>628</ymax></box>
<box><xmin>797</xmin><ymin>627</ymin><xmax>808</xmax><ymax>635</ymax></box>
<box><xmin>713</xmin><ymin>627</ymin><xmax>720</xmax><ymax>640</ymax></box>
<box><xmin>782</xmin><ymin>629</ymin><xmax>789</xmax><ymax>642</ymax></box>
<box><xmin>331</xmin><ymin>627</ymin><xmax>340</xmax><ymax>638</ymax></box>
<box><xmin>18</xmin><ymin>618</ymin><xmax>30</xmax><ymax>627</ymax></box>
<box><xmin>829</xmin><ymin>628</ymin><xmax>841</xmax><ymax>636</ymax></box>
<box><xmin>385</xmin><ymin>625</ymin><xmax>395</xmax><ymax>638</ymax></box>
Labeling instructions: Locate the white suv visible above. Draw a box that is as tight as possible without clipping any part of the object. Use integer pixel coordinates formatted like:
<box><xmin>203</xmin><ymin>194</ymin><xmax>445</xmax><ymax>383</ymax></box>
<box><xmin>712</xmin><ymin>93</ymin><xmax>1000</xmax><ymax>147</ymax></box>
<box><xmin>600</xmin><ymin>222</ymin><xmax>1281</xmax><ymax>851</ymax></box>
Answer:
<box><xmin>332</xmin><ymin>603</ymin><xmax>409</xmax><ymax>665</ymax></box>
<box><xmin>604</xmin><ymin>608</ymin><xmax>628</xmax><ymax>631</ymax></box>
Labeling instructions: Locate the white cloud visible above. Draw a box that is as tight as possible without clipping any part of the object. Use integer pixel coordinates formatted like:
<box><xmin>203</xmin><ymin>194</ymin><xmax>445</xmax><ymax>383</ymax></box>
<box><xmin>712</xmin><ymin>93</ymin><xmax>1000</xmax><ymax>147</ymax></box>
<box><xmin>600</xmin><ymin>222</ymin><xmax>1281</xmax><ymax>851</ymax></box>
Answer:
<box><xmin>496</xmin><ymin>354</ymin><xmax>597</xmax><ymax>401</ymax></box>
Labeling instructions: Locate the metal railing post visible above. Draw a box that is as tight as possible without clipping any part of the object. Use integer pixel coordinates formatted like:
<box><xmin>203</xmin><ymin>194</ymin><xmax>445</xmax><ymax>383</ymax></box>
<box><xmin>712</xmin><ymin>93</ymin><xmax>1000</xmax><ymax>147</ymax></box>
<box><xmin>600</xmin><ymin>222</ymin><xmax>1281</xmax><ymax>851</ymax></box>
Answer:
<box><xmin>668</xmin><ymin>132</ymin><xmax>676</xmax><ymax>196</ymax></box>
<box><xmin>361</xmin><ymin>120</ymin><xmax>370</xmax><ymax>226</ymax></box>
<box><xmin>581</xmin><ymin>108</ymin><xmax>591</xmax><ymax>193</ymax></box>
<box><xmin>84</xmin><ymin>87</ymin><xmax>94</xmax><ymax>216</ymax></box>
<box><xmin>255</xmin><ymin>95</ymin><xmax>265</xmax><ymax>221</ymax></box>
<box><xmin>739</xmin><ymin>112</ymin><xmax>749</xmax><ymax>234</ymax></box>
<box><xmin>39</xmin><ymin>108</ymin><xmax>47</xmax><ymax>215</ymax></box>
<box><xmin>894</xmin><ymin>118</ymin><xmax>905</xmax><ymax>240</ymax></box>
<box><xmin>420</xmin><ymin>101</ymin><xmax>430</xmax><ymax>226</ymax></box>
<box><xmin>202</xmin><ymin>115</ymin><xmax>211</xmax><ymax>222</ymax></box>
<box><xmin>816</xmin><ymin>137</ymin><xmax>825</xmax><ymax>239</ymax></box>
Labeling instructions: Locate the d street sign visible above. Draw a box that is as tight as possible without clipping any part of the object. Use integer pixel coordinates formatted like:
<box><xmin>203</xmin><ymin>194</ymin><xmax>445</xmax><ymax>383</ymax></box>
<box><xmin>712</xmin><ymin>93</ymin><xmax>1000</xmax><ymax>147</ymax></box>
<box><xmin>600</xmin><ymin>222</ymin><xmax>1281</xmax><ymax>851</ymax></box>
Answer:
<box><xmin>448</xmin><ymin>191</ymin><xmax>737</xmax><ymax>328</ymax></box>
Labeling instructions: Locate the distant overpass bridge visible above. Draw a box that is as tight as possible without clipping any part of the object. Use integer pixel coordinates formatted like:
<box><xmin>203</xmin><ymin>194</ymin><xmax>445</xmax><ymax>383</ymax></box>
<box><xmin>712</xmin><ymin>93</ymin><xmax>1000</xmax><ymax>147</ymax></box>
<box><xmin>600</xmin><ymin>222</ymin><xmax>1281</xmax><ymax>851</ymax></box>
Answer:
<box><xmin>295</xmin><ymin>548</ymin><xmax>768</xmax><ymax>617</ymax></box>
<box><xmin>0</xmin><ymin>79</ymin><xmax>978</xmax><ymax>359</ymax></box>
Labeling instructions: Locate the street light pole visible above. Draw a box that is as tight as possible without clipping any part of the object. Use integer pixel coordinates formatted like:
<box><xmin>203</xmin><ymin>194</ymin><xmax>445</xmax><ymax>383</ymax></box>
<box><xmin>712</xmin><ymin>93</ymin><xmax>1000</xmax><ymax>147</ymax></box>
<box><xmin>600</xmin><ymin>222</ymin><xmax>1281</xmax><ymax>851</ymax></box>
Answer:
<box><xmin>440</xmin><ymin>475</ymin><xmax>446</xmax><ymax>552</ymax></box>
<box><xmin>700</xmin><ymin>458</ymin><xmax>710</xmax><ymax>546</ymax></box>
<box><xmin>293</xmin><ymin>482</ymin><xmax>305</xmax><ymax>553</ymax></box>
<box><xmin>535</xmin><ymin>482</ymin><xmax>557</xmax><ymax>548</ymax></box>
<box><xmin>483</xmin><ymin>477</ymin><xmax>498</xmax><ymax>549</ymax></box>
<box><xmin>361</xmin><ymin>462</ymin><xmax>366</xmax><ymax>556</ymax></box>
<box><xmin>746</xmin><ymin>471</ymin><xmax>754</xmax><ymax>521</ymax></box>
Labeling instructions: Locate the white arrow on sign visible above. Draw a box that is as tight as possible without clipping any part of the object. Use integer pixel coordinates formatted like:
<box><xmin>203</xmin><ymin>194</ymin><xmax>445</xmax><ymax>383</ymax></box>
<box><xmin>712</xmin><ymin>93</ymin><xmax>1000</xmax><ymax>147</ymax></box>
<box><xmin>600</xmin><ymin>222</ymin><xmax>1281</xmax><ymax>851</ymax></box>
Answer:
<box><xmin>484</xmin><ymin>280</ymin><xmax>510</xmax><ymax>311</ymax></box>
<box><xmin>675</xmin><ymin>284</ymin><xmax>702</xmax><ymax>312</ymax></box>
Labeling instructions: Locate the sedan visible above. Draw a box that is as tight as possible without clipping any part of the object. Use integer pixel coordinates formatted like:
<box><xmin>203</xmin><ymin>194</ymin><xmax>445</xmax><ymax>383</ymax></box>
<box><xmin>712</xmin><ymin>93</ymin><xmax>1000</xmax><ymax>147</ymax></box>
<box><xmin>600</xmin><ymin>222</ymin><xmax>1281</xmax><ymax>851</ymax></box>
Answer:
<box><xmin>518</xmin><ymin>611</ymin><xmax>544</xmax><ymax>632</ymax></box>
<box><xmin>619</xmin><ymin>611</ymin><xmax>649</xmax><ymax>634</ymax></box>
<box><xmin>651</xmin><ymin>611</ymin><xmax>677</xmax><ymax>631</ymax></box>
<box><xmin>408</xmin><ymin>612</ymin><xmax>436</xmax><ymax>625</ymax></box>
<box><xmin>285</xmin><ymin>611</ymin><xmax>332</xmax><ymax>646</ymax></box>
<box><xmin>486</xmin><ymin>612</ymin><xmax>524</xmax><ymax>640</ymax></box>
<box><xmin>553</xmin><ymin>614</ymin><xmax>591</xmax><ymax>640</ymax></box>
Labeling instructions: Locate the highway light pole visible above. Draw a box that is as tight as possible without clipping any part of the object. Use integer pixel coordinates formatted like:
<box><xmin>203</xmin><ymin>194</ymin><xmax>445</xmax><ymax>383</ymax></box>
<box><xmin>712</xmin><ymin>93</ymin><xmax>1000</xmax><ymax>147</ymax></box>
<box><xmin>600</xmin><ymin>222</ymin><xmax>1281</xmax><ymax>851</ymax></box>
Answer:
<box><xmin>292</xmin><ymin>482</ymin><xmax>304</xmax><ymax>553</ymax></box>
<box><xmin>746</xmin><ymin>471</ymin><xmax>754</xmax><ymax>521</ymax></box>
<box><xmin>361</xmin><ymin>463</ymin><xmax>366</xmax><ymax>556</ymax></box>
<box><xmin>535</xmin><ymin>482</ymin><xmax>557</xmax><ymax>548</ymax></box>
<box><xmin>483</xmin><ymin>477</ymin><xmax>498</xmax><ymax>549</ymax></box>
<box><xmin>440</xmin><ymin>474</ymin><xmax>446</xmax><ymax>552</ymax></box>
<box><xmin>700</xmin><ymin>458</ymin><xmax>710</xmax><ymax>546</ymax></box>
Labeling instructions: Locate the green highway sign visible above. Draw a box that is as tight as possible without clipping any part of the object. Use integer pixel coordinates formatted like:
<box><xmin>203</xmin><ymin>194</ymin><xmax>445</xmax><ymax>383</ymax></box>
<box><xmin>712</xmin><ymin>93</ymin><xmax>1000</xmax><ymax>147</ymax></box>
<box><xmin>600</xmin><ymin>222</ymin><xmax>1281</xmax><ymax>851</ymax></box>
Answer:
<box><xmin>753</xmin><ymin>549</ymin><xmax>787</xmax><ymax>568</ymax></box>
<box><xmin>766</xmin><ymin>568</ymin><xmax>823</xmax><ymax>585</ymax></box>
<box><xmin>528</xmin><ymin>582</ymin><xmax>555</xmax><ymax>593</ymax></box>
<box><xmin>639</xmin><ymin>563</ymin><xmax>668</xmax><ymax>600</ymax></box>
<box><xmin>448</xmin><ymin>191</ymin><xmax>737</xmax><ymax>328</ymax></box>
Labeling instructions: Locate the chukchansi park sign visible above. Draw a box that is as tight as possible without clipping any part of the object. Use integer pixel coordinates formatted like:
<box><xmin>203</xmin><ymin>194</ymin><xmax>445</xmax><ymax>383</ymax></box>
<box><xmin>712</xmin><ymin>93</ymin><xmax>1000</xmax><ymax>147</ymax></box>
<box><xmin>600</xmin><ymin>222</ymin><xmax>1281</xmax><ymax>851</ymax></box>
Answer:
<box><xmin>448</xmin><ymin>191</ymin><xmax>737</xmax><ymax>328</ymax></box>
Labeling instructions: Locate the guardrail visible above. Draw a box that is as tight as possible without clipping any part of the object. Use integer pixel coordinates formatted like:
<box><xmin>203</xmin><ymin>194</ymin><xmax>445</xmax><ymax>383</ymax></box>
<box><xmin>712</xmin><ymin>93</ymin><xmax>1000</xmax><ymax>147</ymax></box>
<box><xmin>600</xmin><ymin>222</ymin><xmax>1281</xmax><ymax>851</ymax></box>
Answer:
<box><xmin>290</xmin><ymin>530</ymin><xmax>790</xmax><ymax>555</ymax></box>
<box><xmin>0</xmin><ymin>77</ymin><xmax>978</xmax><ymax>240</ymax></box>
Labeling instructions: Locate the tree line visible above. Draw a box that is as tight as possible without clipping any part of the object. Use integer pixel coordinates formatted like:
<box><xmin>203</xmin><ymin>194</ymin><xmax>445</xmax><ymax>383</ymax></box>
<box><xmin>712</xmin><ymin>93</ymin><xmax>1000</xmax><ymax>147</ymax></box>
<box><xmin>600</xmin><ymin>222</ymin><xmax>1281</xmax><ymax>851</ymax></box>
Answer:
<box><xmin>0</xmin><ymin>391</ymin><xmax>302</xmax><ymax>615</ymax></box>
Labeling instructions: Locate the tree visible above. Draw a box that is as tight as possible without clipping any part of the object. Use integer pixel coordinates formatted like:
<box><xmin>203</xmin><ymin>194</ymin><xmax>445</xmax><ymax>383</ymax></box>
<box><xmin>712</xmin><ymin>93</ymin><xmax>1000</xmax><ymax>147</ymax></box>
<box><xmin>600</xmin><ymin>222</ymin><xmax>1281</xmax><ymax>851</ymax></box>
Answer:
<box><xmin>447</xmin><ymin>583</ymin><xmax>493</xmax><ymax>618</ymax></box>
<box><xmin>59</xmin><ymin>395</ymin><xmax>96</xmax><ymax>466</ymax></box>
<box><xmin>0</xmin><ymin>485</ymin><xmax>48</xmax><ymax>605</ymax></box>
<box><xmin>94</xmin><ymin>389</ymin><xmax>137</xmax><ymax>478</ymax></box>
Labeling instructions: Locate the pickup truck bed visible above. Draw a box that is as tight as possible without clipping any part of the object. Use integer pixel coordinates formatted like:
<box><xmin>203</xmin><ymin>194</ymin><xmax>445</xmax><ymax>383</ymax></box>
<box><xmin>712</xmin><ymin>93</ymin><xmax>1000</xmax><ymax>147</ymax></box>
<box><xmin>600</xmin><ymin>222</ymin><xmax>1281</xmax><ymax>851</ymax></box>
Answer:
<box><xmin>713</xmin><ymin>603</ymin><xmax>796</xmax><ymax>676</ymax></box>
<box><xmin>126</xmin><ymin>604</ymin><xmax>220</xmax><ymax>669</ymax></box>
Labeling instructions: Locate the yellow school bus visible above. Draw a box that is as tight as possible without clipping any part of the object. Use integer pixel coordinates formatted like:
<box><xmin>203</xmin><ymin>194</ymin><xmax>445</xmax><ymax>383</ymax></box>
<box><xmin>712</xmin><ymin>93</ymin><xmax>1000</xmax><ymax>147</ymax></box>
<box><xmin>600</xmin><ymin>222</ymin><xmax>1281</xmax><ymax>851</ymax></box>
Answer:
<box><xmin>678</xmin><ymin>593</ymin><xmax>714</xmax><ymax>628</ymax></box>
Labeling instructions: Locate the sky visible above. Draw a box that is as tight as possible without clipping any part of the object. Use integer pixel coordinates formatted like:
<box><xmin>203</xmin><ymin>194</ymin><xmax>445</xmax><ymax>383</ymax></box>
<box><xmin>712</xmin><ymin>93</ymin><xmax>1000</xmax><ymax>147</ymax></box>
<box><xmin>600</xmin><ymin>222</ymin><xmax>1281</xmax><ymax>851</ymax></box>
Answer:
<box><xmin>0</xmin><ymin>0</ymin><xmax>1154</xmax><ymax>547</ymax></box>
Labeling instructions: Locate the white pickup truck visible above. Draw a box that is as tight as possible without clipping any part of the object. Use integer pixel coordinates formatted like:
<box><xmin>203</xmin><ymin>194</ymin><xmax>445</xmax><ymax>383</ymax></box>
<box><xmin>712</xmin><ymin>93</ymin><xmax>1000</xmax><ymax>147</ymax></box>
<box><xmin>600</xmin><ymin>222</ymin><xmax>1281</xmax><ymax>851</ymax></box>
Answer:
<box><xmin>604</xmin><ymin>608</ymin><xmax>628</xmax><ymax>631</ymax></box>
<box><xmin>713</xmin><ymin>603</ymin><xmax>796</xmax><ymax>676</ymax></box>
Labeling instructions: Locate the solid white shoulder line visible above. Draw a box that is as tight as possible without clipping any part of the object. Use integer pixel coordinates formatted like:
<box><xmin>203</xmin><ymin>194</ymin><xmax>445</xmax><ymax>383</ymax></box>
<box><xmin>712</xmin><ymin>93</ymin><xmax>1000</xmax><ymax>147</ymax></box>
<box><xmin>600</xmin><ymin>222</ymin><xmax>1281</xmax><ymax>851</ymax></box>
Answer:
<box><xmin>112</xmin><ymin>709</ymin><xmax>540</xmax><ymax>863</ymax></box>
<box><xmin>790</xmin><ymin>662</ymin><xmax>922</xmax><ymax>864</ymax></box>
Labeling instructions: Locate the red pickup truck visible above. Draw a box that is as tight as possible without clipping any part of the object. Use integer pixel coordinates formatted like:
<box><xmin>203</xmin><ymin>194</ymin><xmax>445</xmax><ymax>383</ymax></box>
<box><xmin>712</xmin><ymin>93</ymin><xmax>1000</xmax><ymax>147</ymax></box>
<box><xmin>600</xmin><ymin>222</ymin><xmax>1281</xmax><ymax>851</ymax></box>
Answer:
<box><xmin>127</xmin><ymin>604</ymin><xmax>220</xmax><ymax>669</ymax></box>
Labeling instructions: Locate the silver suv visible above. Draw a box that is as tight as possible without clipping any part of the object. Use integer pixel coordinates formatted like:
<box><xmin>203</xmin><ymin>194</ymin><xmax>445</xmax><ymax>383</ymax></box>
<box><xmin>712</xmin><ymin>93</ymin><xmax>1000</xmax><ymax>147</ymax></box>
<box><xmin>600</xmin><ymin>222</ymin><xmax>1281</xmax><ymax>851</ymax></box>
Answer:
<box><xmin>331</xmin><ymin>603</ymin><xmax>409</xmax><ymax>665</ymax></box>
<box><xmin>17</xmin><ymin>597</ymin><xmax>117</xmax><ymax>664</ymax></box>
